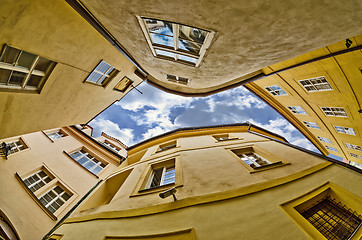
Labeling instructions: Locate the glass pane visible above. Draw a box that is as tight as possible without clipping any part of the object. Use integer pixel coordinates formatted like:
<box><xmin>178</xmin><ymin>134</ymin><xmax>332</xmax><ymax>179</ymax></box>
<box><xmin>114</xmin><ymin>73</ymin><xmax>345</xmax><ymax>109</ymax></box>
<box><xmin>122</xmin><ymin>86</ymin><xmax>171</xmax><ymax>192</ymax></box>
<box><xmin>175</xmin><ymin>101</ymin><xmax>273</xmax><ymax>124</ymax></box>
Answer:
<box><xmin>35</xmin><ymin>57</ymin><xmax>52</xmax><ymax>71</ymax></box>
<box><xmin>97</xmin><ymin>61</ymin><xmax>111</xmax><ymax>73</ymax></box>
<box><xmin>179</xmin><ymin>25</ymin><xmax>207</xmax><ymax>44</ymax></box>
<box><xmin>39</xmin><ymin>171</ymin><xmax>46</xmax><ymax>178</ymax></box>
<box><xmin>178</xmin><ymin>55</ymin><xmax>197</xmax><ymax>63</ymax></box>
<box><xmin>62</xmin><ymin>192</ymin><xmax>71</xmax><ymax>201</ymax></box>
<box><xmin>155</xmin><ymin>49</ymin><xmax>174</xmax><ymax>58</ymax></box>
<box><xmin>17</xmin><ymin>51</ymin><xmax>37</xmax><ymax>68</ymax></box>
<box><xmin>47</xmin><ymin>205</ymin><xmax>56</xmax><ymax>213</ymax></box>
<box><xmin>44</xmin><ymin>177</ymin><xmax>52</xmax><ymax>183</ymax></box>
<box><xmin>70</xmin><ymin>152</ymin><xmax>82</xmax><ymax>159</ymax></box>
<box><xmin>90</xmin><ymin>73</ymin><xmax>102</xmax><ymax>83</ymax></box>
<box><xmin>150</xmin><ymin>33</ymin><xmax>174</xmax><ymax>47</ymax></box>
<box><xmin>9</xmin><ymin>71</ymin><xmax>26</xmax><ymax>86</ymax></box>
<box><xmin>92</xmin><ymin>166</ymin><xmax>102</xmax><ymax>175</ymax></box>
<box><xmin>54</xmin><ymin>186</ymin><xmax>63</xmax><ymax>194</ymax></box>
<box><xmin>26</xmin><ymin>75</ymin><xmax>42</xmax><ymax>87</ymax></box>
<box><xmin>178</xmin><ymin>39</ymin><xmax>201</xmax><ymax>54</ymax></box>
<box><xmin>0</xmin><ymin>69</ymin><xmax>11</xmax><ymax>84</ymax></box>
<box><xmin>105</xmin><ymin>67</ymin><xmax>114</xmax><ymax>75</ymax></box>
<box><xmin>84</xmin><ymin>161</ymin><xmax>95</xmax><ymax>170</ymax></box>
<box><xmin>44</xmin><ymin>194</ymin><xmax>52</xmax><ymax>202</ymax></box>
<box><xmin>0</xmin><ymin>46</ymin><xmax>21</xmax><ymax>64</ymax></box>
<box><xmin>77</xmin><ymin>156</ymin><xmax>88</xmax><ymax>165</ymax></box>
<box><xmin>145</xmin><ymin>19</ymin><xmax>173</xmax><ymax>36</ymax></box>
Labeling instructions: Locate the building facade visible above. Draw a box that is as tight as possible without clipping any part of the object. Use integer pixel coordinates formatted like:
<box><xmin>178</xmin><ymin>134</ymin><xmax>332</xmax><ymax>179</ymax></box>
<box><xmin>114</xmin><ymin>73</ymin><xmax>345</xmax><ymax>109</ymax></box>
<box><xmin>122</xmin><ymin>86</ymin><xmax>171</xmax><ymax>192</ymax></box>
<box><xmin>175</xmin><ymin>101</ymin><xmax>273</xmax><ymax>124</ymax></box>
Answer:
<box><xmin>0</xmin><ymin>125</ymin><xmax>125</xmax><ymax>240</ymax></box>
<box><xmin>0</xmin><ymin>0</ymin><xmax>145</xmax><ymax>139</ymax></box>
<box><xmin>49</xmin><ymin>124</ymin><xmax>362</xmax><ymax>240</ymax></box>
<box><xmin>245</xmin><ymin>35</ymin><xmax>362</xmax><ymax>166</ymax></box>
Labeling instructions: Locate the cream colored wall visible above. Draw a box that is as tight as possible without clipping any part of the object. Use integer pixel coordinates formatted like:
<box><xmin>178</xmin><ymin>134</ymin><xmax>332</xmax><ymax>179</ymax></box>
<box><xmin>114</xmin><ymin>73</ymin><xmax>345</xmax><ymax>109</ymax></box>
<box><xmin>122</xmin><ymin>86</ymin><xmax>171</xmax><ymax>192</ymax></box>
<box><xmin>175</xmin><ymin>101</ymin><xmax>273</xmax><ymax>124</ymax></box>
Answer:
<box><xmin>247</xmin><ymin>35</ymin><xmax>362</xmax><ymax>163</ymax></box>
<box><xmin>0</xmin><ymin>0</ymin><xmax>143</xmax><ymax>139</ymax></box>
<box><xmin>55</xmin><ymin>134</ymin><xmax>362</xmax><ymax>240</ymax></box>
<box><xmin>0</xmin><ymin>127</ymin><xmax>119</xmax><ymax>239</ymax></box>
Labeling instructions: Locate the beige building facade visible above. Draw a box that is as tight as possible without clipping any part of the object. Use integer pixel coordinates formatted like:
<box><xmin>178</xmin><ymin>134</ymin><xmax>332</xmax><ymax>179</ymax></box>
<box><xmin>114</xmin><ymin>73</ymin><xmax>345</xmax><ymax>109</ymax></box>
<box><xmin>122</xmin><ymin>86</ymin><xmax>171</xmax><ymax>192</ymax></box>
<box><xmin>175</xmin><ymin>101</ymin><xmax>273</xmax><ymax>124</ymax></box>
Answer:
<box><xmin>0</xmin><ymin>125</ymin><xmax>125</xmax><ymax>240</ymax></box>
<box><xmin>49</xmin><ymin>124</ymin><xmax>362</xmax><ymax>240</ymax></box>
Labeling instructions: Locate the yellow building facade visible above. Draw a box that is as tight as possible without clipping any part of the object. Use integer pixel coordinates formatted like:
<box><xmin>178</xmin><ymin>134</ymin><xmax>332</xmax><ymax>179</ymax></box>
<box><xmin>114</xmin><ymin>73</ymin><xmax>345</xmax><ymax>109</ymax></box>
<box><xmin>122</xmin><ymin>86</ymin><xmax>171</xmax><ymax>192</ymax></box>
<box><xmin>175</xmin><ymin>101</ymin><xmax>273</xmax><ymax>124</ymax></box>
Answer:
<box><xmin>0</xmin><ymin>0</ymin><xmax>145</xmax><ymax>139</ymax></box>
<box><xmin>49</xmin><ymin>124</ymin><xmax>362</xmax><ymax>240</ymax></box>
<box><xmin>0</xmin><ymin>125</ymin><xmax>125</xmax><ymax>240</ymax></box>
<box><xmin>245</xmin><ymin>35</ymin><xmax>362</xmax><ymax>166</ymax></box>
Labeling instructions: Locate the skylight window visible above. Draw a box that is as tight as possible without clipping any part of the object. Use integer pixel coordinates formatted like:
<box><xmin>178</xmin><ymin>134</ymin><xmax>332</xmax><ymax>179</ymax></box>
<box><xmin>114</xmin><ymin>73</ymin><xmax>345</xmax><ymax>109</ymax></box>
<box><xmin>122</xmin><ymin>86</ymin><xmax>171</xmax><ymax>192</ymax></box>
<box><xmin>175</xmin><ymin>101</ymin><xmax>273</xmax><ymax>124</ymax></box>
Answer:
<box><xmin>137</xmin><ymin>17</ymin><xmax>214</xmax><ymax>67</ymax></box>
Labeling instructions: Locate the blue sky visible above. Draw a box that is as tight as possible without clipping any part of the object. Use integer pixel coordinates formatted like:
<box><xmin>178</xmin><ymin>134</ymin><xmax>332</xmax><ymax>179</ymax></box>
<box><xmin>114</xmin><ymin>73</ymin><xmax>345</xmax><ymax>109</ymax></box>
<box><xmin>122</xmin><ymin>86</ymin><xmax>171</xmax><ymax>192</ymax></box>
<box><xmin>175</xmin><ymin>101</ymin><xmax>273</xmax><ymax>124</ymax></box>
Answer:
<box><xmin>88</xmin><ymin>82</ymin><xmax>319</xmax><ymax>151</ymax></box>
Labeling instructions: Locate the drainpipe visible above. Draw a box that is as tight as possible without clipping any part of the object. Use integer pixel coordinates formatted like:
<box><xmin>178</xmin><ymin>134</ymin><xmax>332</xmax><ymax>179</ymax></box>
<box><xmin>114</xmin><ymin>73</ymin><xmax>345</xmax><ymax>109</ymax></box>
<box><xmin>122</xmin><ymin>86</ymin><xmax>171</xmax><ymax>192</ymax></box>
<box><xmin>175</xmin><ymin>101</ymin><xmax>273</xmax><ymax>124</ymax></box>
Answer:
<box><xmin>42</xmin><ymin>179</ymin><xmax>103</xmax><ymax>240</ymax></box>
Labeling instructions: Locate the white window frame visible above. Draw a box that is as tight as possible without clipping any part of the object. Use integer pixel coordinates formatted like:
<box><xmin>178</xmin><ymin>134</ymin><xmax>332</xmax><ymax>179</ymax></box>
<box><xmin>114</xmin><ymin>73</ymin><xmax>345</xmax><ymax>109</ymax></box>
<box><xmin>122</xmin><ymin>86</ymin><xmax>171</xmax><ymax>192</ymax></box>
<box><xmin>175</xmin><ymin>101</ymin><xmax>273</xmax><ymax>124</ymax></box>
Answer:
<box><xmin>287</xmin><ymin>106</ymin><xmax>308</xmax><ymax>115</ymax></box>
<box><xmin>334</xmin><ymin>126</ymin><xmax>356</xmax><ymax>136</ymax></box>
<box><xmin>0</xmin><ymin>44</ymin><xmax>54</xmax><ymax>91</ymax></box>
<box><xmin>349</xmin><ymin>152</ymin><xmax>362</xmax><ymax>160</ymax></box>
<box><xmin>166</xmin><ymin>74</ymin><xmax>189</xmax><ymax>85</ymax></box>
<box><xmin>325</xmin><ymin>145</ymin><xmax>338</xmax><ymax>152</ymax></box>
<box><xmin>6</xmin><ymin>139</ymin><xmax>27</xmax><ymax>154</ymax></box>
<box><xmin>317</xmin><ymin>136</ymin><xmax>332</xmax><ymax>144</ymax></box>
<box><xmin>344</xmin><ymin>143</ymin><xmax>361</xmax><ymax>151</ymax></box>
<box><xmin>137</xmin><ymin>16</ymin><xmax>215</xmax><ymax>67</ymax></box>
<box><xmin>299</xmin><ymin>76</ymin><xmax>333</xmax><ymax>92</ymax></box>
<box><xmin>85</xmin><ymin>60</ymin><xmax>116</xmax><ymax>86</ymax></box>
<box><xmin>38</xmin><ymin>185</ymin><xmax>72</xmax><ymax>214</ymax></box>
<box><xmin>23</xmin><ymin>170</ymin><xmax>53</xmax><ymax>192</ymax></box>
<box><xmin>303</xmin><ymin>121</ymin><xmax>320</xmax><ymax>129</ymax></box>
<box><xmin>102</xmin><ymin>140</ymin><xmax>120</xmax><ymax>152</ymax></box>
<box><xmin>46</xmin><ymin>130</ymin><xmax>66</xmax><ymax>141</ymax></box>
<box><xmin>321</xmin><ymin>107</ymin><xmax>348</xmax><ymax>118</ymax></box>
<box><xmin>239</xmin><ymin>152</ymin><xmax>272</xmax><ymax>169</ymax></box>
<box><xmin>69</xmin><ymin>149</ymin><xmax>107</xmax><ymax>175</ymax></box>
<box><xmin>265</xmin><ymin>85</ymin><xmax>288</xmax><ymax>96</ymax></box>
<box><xmin>146</xmin><ymin>165</ymin><xmax>175</xmax><ymax>189</ymax></box>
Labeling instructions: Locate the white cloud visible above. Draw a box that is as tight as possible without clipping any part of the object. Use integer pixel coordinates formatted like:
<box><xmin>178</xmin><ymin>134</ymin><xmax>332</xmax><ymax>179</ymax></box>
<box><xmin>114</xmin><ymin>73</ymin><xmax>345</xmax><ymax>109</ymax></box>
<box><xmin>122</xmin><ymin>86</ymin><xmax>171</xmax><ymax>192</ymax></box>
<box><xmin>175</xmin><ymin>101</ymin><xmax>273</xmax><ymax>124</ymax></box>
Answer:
<box><xmin>90</xmin><ymin>118</ymin><xmax>135</xmax><ymax>146</ymax></box>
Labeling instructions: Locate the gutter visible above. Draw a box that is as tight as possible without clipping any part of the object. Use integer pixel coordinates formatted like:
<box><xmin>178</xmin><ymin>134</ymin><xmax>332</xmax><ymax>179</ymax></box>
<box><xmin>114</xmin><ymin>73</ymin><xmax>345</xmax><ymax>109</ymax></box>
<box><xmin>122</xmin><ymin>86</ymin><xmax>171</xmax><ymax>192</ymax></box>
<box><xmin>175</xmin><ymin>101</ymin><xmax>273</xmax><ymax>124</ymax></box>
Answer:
<box><xmin>70</xmin><ymin>125</ymin><xmax>126</xmax><ymax>163</ymax></box>
<box><xmin>65</xmin><ymin>0</ymin><xmax>148</xmax><ymax>77</ymax></box>
<box><xmin>246</xmin><ymin>123</ymin><xmax>362</xmax><ymax>174</ymax></box>
<box><xmin>42</xmin><ymin>179</ymin><xmax>103</xmax><ymax>240</ymax></box>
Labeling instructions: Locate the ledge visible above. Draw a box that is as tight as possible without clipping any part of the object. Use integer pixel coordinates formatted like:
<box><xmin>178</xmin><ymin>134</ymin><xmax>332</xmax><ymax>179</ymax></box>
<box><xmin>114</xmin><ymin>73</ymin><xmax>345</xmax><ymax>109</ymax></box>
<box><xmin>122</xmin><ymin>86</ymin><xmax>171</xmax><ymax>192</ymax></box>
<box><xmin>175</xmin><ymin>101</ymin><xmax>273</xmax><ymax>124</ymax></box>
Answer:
<box><xmin>15</xmin><ymin>173</ymin><xmax>57</xmax><ymax>221</ymax></box>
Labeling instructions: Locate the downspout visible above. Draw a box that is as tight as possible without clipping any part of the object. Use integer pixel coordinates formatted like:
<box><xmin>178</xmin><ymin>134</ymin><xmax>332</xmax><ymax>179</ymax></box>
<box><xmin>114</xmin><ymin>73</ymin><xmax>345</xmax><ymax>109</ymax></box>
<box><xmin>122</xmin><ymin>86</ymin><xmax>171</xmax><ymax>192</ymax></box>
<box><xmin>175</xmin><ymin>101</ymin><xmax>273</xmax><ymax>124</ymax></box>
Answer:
<box><xmin>42</xmin><ymin>179</ymin><xmax>103</xmax><ymax>240</ymax></box>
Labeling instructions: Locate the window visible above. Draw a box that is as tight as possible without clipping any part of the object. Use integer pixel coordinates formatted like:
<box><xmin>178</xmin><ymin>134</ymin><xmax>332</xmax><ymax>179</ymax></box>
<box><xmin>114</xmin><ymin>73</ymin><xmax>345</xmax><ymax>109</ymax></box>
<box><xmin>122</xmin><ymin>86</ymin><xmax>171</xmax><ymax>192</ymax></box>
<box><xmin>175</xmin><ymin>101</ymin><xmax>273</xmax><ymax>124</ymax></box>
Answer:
<box><xmin>85</xmin><ymin>60</ymin><xmax>117</xmax><ymax>86</ymax></box>
<box><xmin>299</xmin><ymin>76</ymin><xmax>333</xmax><ymax>92</ymax></box>
<box><xmin>23</xmin><ymin>170</ymin><xmax>53</xmax><ymax>192</ymax></box>
<box><xmin>334</xmin><ymin>126</ymin><xmax>356</xmax><ymax>136</ymax></box>
<box><xmin>0</xmin><ymin>44</ymin><xmax>55</xmax><ymax>92</ymax></box>
<box><xmin>288</xmin><ymin>106</ymin><xmax>308</xmax><ymax>115</ymax></box>
<box><xmin>6</xmin><ymin>138</ymin><xmax>27</xmax><ymax>155</ymax></box>
<box><xmin>46</xmin><ymin>130</ymin><xmax>66</xmax><ymax>141</ymax></box>
<box><xmin>166</xmin><ymin>74</ymin><xmax>189</xmax><ymax>85</ymax></box>
<box><xmin>349</xmin><ymin>153</ymin><xmax>362</xmax><ymax>160</ymax></box>
<box><xmin>325</xmin><ymin>146</ymin><xmax>338</xmax><ymax>152</ymax></box>
<box><xmin>303</xmin><ymin>121</ymin><xmax>320</xmax><ymax>129</ymax></box>
<box><xmin>321</xmin><ymin>107</ymin><xmax>348</xmax><ymax>118</ymax></box>
<box><xmin>69</xmin><ymin>149</ymin><xmax>107</xmax><ymax>175</ymax></box>
<box><xmin>299</xmin><ymin>195</ymin><xmax>361</xmax><ymax>240</ymax></box>
<box><xmin>39</xmin><ymin>185</ymin><xmax>72</xmax><ymax>214</ymax></box>
<box><xmin>345</xmin><ymin>143</ymin><xmax>361</xmax><ymax>151</ymax></box>
<box><xmin>113</xmin><ymin>76</ymin><xmax>133</xmax><ymax>92</ymax></box>
<box><xmin>317</xmin><ymin>136</ymin><xmax>332</xmax><ymax>144</ymax></box>
<box><xmin>137</xmin><ymin>17</ymin><xmax>214</xmax><ymax>67</ymax></box>
<box><xmin>157</xmin><ymin>141</ymin><xmax>177</xmax><ymax>152</ymax></box>
<box><xmin>213</xmin><ymin>134</ymin><xmax>237</xmax><ymax>141</ymax></box>
<box><xmin>102</xmin><ymin>140</ymin><xmax>120</xmax><ymax>152</ymax></box>
<box><xmin>265</xmin><ymin>85</ymin><xmax>288</xmax><ymax>96</ymax></box>
<box><xmin>230</xmin><ymin>146</ymin><xmax>287</xmax><ymax>173</ymax></box>
<box><xmin>147</xmin><ymin>165</ymin><xmax>175</xmax><ymax>189</ymax></box>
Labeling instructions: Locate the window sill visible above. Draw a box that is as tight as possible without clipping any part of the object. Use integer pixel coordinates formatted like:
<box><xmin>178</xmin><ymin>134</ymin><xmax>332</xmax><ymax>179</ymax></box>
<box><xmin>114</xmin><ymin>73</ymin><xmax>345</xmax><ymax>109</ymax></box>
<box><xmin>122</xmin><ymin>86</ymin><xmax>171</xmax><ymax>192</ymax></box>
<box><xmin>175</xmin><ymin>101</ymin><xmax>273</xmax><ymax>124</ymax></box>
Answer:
<box><xmin>249</xmin><ymin>162</ymin><xmax>290</xmax><ymax>173</ymax></box>
<box><xmin>130</xmin><ymin>183</ymin><xmax>183</xmax><ymax>197</ymax></box>
<box><xmin>63</xmin><ymin>151</ymin><xmax>99</xmax><ymax>179</ymax></box>
<box><xmin>15</xmin><ymin>173</ymin><xmax>57</xmax><ymax>221</ymax></box>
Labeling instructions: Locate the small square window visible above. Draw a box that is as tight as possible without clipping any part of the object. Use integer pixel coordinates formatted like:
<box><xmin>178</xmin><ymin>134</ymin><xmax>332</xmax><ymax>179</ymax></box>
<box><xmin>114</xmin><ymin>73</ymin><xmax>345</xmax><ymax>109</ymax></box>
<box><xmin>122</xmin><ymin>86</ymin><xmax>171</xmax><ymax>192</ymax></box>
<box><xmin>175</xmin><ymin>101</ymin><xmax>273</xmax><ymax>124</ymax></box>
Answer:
<box><xmin>349</xmin><ymin>152</ymin><xmax>362</xmax><ymax>160</ymax></box>
<box><xmin>299</xmin><ymin>76</ymin><xmax>333</xmax><ymax>92</ymax></box>
<box><xmin>113</xmin><ymin>76</ymin><xmax>133</xmax><ymax>92</ymax></box>
<box><xmin>213</xmin><ymin>134</ymin><xmax>237</xmax><ymax>141</ymax></box>
<box><xmin>303</xmin><ymin>121</ymin><xmax>320</xmax><ymax>129</ymax></box>
<box><xmin>85</xmin><ymin>60</ymin><xmax>118</xmax><ymax>86</ymax></box>
<box><xmin>334</xmin><ymin>126</ymin><xmax>356</xmax><ymax>136</ymax></box>
<box><xmin>344</xmin><ymin>143</ymin><xmax>361</xmax><ymax>151</ymax></box>
<box><xmin>0</xmin><ymin>44</ymin><xmax>55</xmax><ymax>92</ymax></box>
<box><xmin>321</xmin><ymin>107</ymin><xmax>348</xmax><ymax>118</ymax></box>
<box><xmin>39</xmin><ymin>185</ymin><xmax>73</xmax><ymax>214</ymax></box>
<box><xmin>288</xmin><ymin>106</ymin><xmax>308</xmax><ymax>115</ymax></box>
<box><xmin>5</xmin><ymin>138</ymin><xmax>28</xmax><ymax>155</ymax></box>
<box><xmin>166</xmin><ymin>74</ymin><xmax>189</xmax><ymax>85</ymax></box>
<box><xmin>157</xmin><ymin>140</ymin><xmax>177</xmax><ymax>152</ymax></box>
<box><xmin>138</xmin><ymin>17</ymin><xmax>215</xmax><ymax>67</ymax></box>
<box><xmin>102</xmin><ymin>140</ymin><xmax>121</xmax><ymax>152</ymax></box>
<box><xmin>23</xmin><ymin>170</ymin><xmax>53</xmax><ymax>192</ymax></box>
<box><xmin>147</xmin><ymin>165</ymin><xmax>175</xmax><ymax>189</ymax></box>
<box><xmin>325</xmin><ymin>145</ymin><xmax>338</xmax><ymax>152</ymax></box>
<box><xmin>46</xmin><ymin>130</ymin><xmax>67</xmax><ymax>141</ymax></box>
<box><xmin>265</xmin><ymin>85</ymin><xmax>288</xmax><ymax>96</ymax></box>
<box><xmin>317</xmin><ymin>136</ymin><xmax>332</xmax><ymax>144</ymax></box>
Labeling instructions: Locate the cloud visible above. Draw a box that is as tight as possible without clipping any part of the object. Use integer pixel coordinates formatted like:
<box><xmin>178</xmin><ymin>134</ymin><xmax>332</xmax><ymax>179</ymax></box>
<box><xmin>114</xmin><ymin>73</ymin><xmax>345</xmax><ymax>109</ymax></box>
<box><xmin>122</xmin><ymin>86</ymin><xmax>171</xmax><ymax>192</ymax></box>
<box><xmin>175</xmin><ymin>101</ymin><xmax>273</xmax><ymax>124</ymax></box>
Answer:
<box><xmin>89</xmin><ymin>118</ymin><xmax>135</xmax><ymax>146</ymax></box>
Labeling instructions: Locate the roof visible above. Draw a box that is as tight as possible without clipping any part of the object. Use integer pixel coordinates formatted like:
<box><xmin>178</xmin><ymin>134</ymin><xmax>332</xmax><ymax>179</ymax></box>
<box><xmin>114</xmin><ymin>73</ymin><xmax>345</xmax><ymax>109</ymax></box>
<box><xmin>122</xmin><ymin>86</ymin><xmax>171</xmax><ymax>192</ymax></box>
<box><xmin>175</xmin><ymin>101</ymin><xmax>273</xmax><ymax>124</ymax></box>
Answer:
<box><xmin>127</xmin><ymin>122</ymin><xmax>288</xmax><ymax>150</ymax></box>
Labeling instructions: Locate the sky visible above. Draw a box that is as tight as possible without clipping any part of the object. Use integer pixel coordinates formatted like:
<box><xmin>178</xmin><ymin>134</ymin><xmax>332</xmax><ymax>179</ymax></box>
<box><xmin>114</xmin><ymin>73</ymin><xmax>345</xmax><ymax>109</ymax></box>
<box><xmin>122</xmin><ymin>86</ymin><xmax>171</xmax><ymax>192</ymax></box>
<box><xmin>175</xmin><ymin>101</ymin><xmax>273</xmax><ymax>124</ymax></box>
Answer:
<box><xmin>88</xmin><ymin>82</ymin><xmax>319</xmax><ymax>152</ymax></box>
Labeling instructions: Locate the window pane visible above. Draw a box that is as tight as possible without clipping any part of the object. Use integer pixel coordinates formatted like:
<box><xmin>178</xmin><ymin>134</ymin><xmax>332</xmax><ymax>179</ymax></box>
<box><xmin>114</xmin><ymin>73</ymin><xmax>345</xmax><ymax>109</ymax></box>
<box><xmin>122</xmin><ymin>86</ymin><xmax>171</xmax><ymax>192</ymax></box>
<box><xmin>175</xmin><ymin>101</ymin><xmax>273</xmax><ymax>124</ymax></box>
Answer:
<box><xmin>92</xmin><ymin>166</ymin><xmax>102</xmax><ymax>175</ymax></box>
<box><xmin>0</xmin><ymin>69</ymin><xmax>11</xmax><ymax>84</ymax></box>
<box><xmin>62</xmin><ymin>192</ymin><xmax>71</xmax><ymax>201</ymax></box>
<box><xmin>17</xmin><ymin>51</ymin><xmax>37</xmax><ymax>68</ymax></box>
<box><xmin>150</xmin><ymin>33</ymin><xmax>174</xmax><ymax>47</ymax></box>
<box><xmin>145</xmin><ymin>19</ymin><xmax>173</xmax><ymax>36</ymax></box>
<box><xmin>77</xmin><ymin>156</ymin><xmax>88</xmax><ymax>165</ymax></box>
<box><xmin>179</xmin><ymin>25</ymin><xmax>207</xmax><ymax>44</ymax></box>
<box><xmin>178</xmin><ymin>55</ymin><xmax>197</xmax><ymax>63</ymax></box>
<box><xmin>0</xmin><ymin>46</ymin><xmax>21</xmax><ymax>64</ymax></box>
<box><xmin>54</xmin><ymin>186</ymin><xmax>63</xmax><ymax>194</ymax></box>
<box><xmin>9</xmin><ymin>71</ymin><xmax>26</xmax><ymax>85</ymax></box>
<box><xmin>35</xmin><ymin>57</ymin><xmax>52</xmax><ymax>71</ymax></box>
<box><xmin>26</xmin><ymin>75</ymin><xmax>42</xmax><ymax>87</ymax></box>
<box><xmin>155</xmin><ymin>49</ymin><xmax>174</xmax><ymax>58</ymax></box>
<box><xmin>178</xmin><ymin>39</ymin><xmax>201</xmax><ymax>54</ymax></box>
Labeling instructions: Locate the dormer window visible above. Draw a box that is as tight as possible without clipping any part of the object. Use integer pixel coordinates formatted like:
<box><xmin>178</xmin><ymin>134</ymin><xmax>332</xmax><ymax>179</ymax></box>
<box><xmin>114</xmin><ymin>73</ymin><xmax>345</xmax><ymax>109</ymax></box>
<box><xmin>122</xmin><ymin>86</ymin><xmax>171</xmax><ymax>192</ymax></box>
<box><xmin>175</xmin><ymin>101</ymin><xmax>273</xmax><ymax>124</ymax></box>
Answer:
<box><xmin>137</xmin><ymin>17</ymin><xmax>214</xmax><ymax>67</ymax></box>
